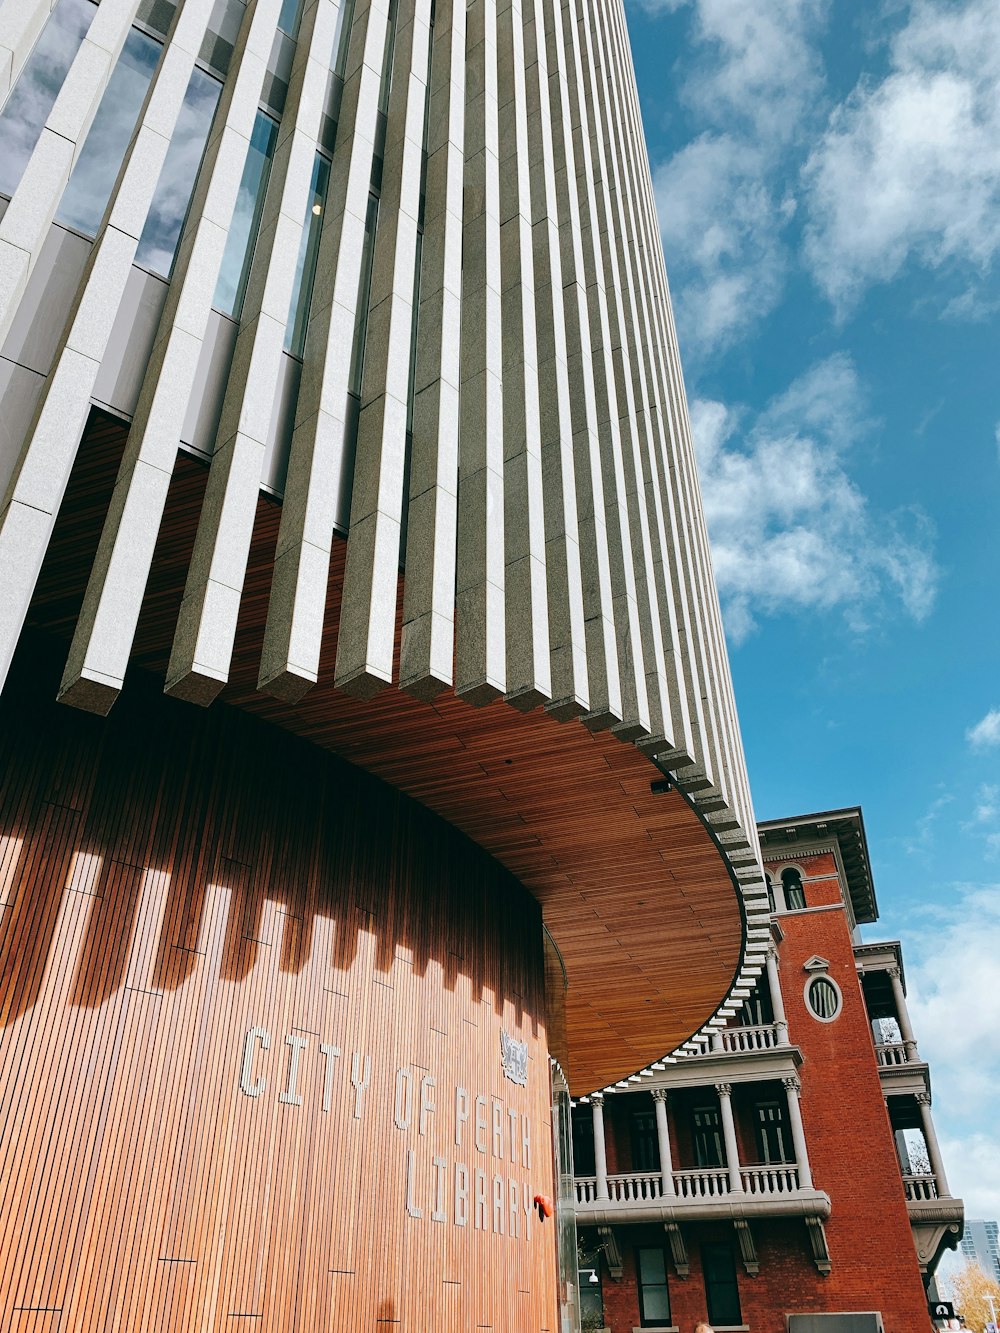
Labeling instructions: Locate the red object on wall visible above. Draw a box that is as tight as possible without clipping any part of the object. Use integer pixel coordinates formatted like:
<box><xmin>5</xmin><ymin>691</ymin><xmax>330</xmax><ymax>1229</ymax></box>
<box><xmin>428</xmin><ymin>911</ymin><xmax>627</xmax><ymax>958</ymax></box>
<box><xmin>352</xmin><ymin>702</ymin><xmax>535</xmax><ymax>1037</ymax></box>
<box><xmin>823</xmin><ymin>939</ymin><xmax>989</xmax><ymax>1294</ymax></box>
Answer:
<box><xmin>534</xmin><ymin>1194</ymin><xmax>553</xmax><ymax>1218</ymax></box>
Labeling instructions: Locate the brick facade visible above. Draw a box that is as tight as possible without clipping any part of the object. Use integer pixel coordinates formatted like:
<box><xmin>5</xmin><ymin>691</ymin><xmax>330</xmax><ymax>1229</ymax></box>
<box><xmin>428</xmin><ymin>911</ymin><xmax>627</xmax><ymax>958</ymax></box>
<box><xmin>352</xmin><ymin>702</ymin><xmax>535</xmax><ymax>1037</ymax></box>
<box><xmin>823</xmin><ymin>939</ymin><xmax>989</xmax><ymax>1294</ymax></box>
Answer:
<box><xmin>576</xmin><ymin>828</ymin><xmax>949</xmax><ymax>1333</ymax></box>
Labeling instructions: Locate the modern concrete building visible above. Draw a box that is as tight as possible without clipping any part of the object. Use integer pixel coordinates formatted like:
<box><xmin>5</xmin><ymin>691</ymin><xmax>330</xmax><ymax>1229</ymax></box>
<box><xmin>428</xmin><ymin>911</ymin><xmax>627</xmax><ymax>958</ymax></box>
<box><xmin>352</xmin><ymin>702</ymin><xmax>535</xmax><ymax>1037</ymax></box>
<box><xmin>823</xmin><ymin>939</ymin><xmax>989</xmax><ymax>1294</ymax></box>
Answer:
<box><xmin>0</xmin><ymin>0</ymin><xmax>769</xmax><ymax>1326</ymax></box>
<box><xmin>958</xmin><ymin>1219</ymin><xmax>1000</xmax><ymax>1284</ymax></box>
<box><xmin>572</xmin><ymin>807</ymin><xmax>964</xmax><ymax>1332</ymax></box>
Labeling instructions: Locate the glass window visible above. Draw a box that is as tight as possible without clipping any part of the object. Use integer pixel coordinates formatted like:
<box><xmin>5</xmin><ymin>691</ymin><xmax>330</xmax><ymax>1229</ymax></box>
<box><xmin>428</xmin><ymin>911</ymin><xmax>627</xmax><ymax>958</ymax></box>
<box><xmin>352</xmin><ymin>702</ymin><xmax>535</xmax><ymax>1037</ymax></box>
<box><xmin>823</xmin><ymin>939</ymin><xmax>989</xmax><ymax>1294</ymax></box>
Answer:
<box><xmin>378</xmin><ymin>0</ymin><xmax>399</xmax><ymax>114</ymax></box>
<box><xmin>755</xmin><ymin>1101</ymin><xmax>791</xmax><ymax>1164</ymax></box>
<box><xmin>636</xmin><ymin>1247</ymin><xmax>670</xmax><ymax>1327</ymax></box>
<box><xmin>781</xmin><ymin>867</ymin><xmax>806</xmax><ymax>911</ymax></box>
<box><xmin>578</xmin><ymin>1261</ymin><xmax>604</xmax><ymax>1332</ymax></box>
<box><xmin>571</xmin><ymin>1106</ymin><xmax>596</xmax><ymax>1178</ymax></box>
<box><xmin>740</xmin><ymin>983</ymin><xmax>771</xmax><ymax>1027</ymax></box>
<box><xmin>198</xmin><ymin>0</ymin><xmax>247</xmax><ymax>79</ymax></box>
<box><xmin>56</xmin><ymin>27</ymin><xmax>163</xmax><ymax>237</ymax></box>
<box><xmin>348</xmin><ymin>191</ymin><xmax>379</xmax><ymax>395</ymax></box>
<box><xmin>277</xmin><ymin>0</ymin><xmax>301</xmax><ymax>35</ymax></box>
<box><xmin>284</xmin><ymin>151</ymin><xmax>330</xmax><ymax>355</ymax></box>
<box><xmin>702</xmin><ymin>1242</ymin><xmax>741</xmax><ymax>1327</ymax></box>
<box><xmin>134</xmin><ymin>66</ymin><xmax>221</xmax><ymax>278</ymax></box>
<box><xmin>630</xmin><ymin>1109</ymin><xmax>658</xmax><ymax>1173</ymax></box>
<box><xmin>135</xmin><ymin>0</ymin><xmax>179</xmax><ymax>40</ymax></box>
<box><xmin>692</xmin><ymin>1106</ymin><xmax>723</xmax><ymax>1169</ymax></box>
<box><xmin>807</xmin><ymin>975</ymin><xmax>841</xmax><ymax>1021</ymax></box>
<box><xmin>213</xmin><ymin>109</ymin><xmax>278</xmax><ymax>318</ymax></box>
<box><xmin>0</xmin><ymin>0</ymin><xmax>98</xmax><ymax>199</ymax></box>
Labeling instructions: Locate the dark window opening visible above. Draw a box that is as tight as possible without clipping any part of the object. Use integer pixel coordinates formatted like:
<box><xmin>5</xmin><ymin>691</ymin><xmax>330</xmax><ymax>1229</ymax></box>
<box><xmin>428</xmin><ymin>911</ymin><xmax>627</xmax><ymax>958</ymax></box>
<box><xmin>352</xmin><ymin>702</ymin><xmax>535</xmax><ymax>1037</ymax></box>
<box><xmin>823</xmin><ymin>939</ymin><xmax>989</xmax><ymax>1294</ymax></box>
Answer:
<box><xmin>630</xmin><ymin>1109</ymin><xmax>658</xmax><ymax>1173</ymax></box>
<box><xmin>739</xmin><ymin>982</ymin><xmax>772</xmax><ymax>1027</ymax></box>
<box><xmin>765</xmin><ymin>872</ymin><xmax>776</xmax><ymax>913</ymax></box>
<box><xmin>578</xmin><ymin>1253</ymin><xmax>605</xmax><ymax>1332</ymax></box>
<box><xmin>807</xmin><ymin>975</ymin><xmax>840</xmax><ymax>1020</ymax></box>
<box><xmin>571</xmin><ymin>1106</ymin><xmax>596</xmax><ymax>1178</ymax></box>
<box><xmin>702</xmin><ymin>1242</ymin><xmax>741</xmax><ymax>1327</ymax></box>
<box><xmin>755</xmin><ymin>1101</ymin><xmax>791</xmax><ymax>1164</ymax></box>
<box><xmin>636</xmin><ymin>1247</ymin><xmax>670</xmax><ymax>1327</ymax></box>
<box><xmin>692</xmin><ymin>1106</ymin><xmax>723</xmax><ymax>1169</ymax></box>
<box><xmin>782</xmin><ymin>867</ymin><xmax>806</xmax><ymax>911</ymax></box>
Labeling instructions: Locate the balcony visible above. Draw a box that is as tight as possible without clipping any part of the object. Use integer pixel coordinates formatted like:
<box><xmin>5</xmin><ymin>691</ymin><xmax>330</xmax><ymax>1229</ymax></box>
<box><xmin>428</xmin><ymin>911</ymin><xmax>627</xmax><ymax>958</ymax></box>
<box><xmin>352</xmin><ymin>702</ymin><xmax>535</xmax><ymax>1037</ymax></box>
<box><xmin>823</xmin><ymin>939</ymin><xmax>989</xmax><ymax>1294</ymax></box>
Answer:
<box><xmin>903</xmin><ymin>1172</ymin><xmax>941</xmax><ymax>1201</ymax></box>
<box><xmin>876</xmin><ymin>1040</ymin><xmax>910</xmax><ymax>1067</ymax></box>
<box><xmin>718</xmin><ymin>1022</ymin><xmax>782</xmax><ymax>1053</ymax></box>
<box><xmin>575</xmin><ymin>1166</ymin><xmax>827</xmax><ymax>1223</ymax></box>
<box><xmin>901</xmin><ymin>1173</ymin><xmax>965</xmax><ymax>1275</ymax></box>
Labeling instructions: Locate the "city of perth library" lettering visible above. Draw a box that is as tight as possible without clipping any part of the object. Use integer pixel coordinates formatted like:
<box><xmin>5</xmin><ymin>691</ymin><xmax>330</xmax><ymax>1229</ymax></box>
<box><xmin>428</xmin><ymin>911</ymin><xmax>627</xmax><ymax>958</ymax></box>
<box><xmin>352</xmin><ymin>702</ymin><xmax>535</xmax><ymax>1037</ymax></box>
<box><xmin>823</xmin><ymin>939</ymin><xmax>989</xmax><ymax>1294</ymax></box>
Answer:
<box><xmin>237</xmin><ymin>1024</ymin><xmax>537</xmax><ymax>1240</ymax></box>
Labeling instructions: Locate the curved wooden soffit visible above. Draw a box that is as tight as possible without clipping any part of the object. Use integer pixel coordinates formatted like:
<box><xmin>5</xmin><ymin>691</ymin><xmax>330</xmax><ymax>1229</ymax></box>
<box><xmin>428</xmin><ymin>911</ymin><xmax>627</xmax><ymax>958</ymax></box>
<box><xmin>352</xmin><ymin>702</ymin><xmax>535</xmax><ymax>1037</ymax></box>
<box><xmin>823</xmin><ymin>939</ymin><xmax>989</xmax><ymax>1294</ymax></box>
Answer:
<box><xmin>25</xmin><ymin>421</ymin><xmax>762</xmax><ymax>1096</ymax></box>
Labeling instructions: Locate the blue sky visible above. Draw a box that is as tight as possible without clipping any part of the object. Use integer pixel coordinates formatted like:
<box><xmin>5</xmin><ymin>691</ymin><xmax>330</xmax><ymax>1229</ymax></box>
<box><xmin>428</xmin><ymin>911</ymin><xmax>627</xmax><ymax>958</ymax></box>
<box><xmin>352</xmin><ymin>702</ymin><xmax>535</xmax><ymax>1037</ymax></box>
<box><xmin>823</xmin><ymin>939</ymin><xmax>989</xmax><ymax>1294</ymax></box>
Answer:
<box><xmin>626</xmin><ymin>0</ymin><xmax>1000</xmax><ymax>1224</ymax></box>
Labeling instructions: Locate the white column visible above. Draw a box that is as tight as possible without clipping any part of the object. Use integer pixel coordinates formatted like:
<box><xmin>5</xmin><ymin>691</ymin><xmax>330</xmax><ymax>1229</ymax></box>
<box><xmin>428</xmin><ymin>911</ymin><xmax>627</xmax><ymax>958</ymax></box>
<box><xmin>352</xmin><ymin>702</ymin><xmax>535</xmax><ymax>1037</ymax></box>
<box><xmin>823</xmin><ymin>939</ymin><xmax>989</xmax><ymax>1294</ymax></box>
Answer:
<box><xmin>888</xmin><ymin>966</ymin><xmax>919</xmax><ymax>1061</ymax></box>
<box><xmin>652</xmin><ymin>1089</ymin><xmax>675</xmax><ymax>1196</ymax></box>
<box><xmin>710</xmin><ymin>1027</ymin><xmax>724</xmax><ymax>1052</ymax></box>
<box><xmin>592</xmin><ymin>1094</ymin><xmax>609</xmax><ymax>1201</ymax></box>
<box><xmin>766</xmin><ymin>945</ymin><xmax>790</xmax><ymax>1045</ymax></box>
<box><xmin>916</xmin><ymin>1092</ymin><xmax>950</xmax><ymax>1196</ymax></box>
<box><xmin>716</xmin><ymin>1082</ymin><xmax>743</xmax><ymax>1194</ymax></box>
<box><xmin>783</xmin><ymin>1076</ymin><xmax>813</xmax><ymax>1190</ymax></box>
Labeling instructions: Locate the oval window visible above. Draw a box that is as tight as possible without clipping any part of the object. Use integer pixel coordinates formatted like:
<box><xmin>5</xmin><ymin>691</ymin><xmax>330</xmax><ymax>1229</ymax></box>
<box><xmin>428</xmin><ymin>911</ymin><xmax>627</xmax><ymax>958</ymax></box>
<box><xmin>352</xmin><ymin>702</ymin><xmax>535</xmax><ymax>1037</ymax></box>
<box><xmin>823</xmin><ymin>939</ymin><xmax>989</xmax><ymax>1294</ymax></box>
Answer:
<box><xmin>806</xmin><ymin>975</ymin><xmax>841</xmax><ymax>1021</ymax></box>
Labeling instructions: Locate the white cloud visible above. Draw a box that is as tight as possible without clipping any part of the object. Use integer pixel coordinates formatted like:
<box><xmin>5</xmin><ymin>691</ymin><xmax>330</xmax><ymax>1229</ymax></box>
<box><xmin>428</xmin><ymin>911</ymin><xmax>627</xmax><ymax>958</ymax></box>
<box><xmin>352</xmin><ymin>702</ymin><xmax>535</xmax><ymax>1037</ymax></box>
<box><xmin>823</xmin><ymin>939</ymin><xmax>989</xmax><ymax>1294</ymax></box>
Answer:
<box><xmin>803</xmin><ymin>0</ymin><xmax>1000</xmax><ymax>312</ymax></box>
<box><xmin>649</xmin><ymin>0</ymin><xmax>828</xmax><ymax>353</ymax></box>
<box><xmin>904</xmin><ymin>790</ymin><xmax>955</xmax><ymax>857</ymax></box>
<box><xmin>898</xmin><ymin>884</ymin><xmax>1000</xmax><ymax>1219</ymax></box>
<box><xmin>972</xmin><ymin>784</ymin><xmax>999</xmax><ymax>825</ymax></box>
<box><xmin>967</xmin><ymin>709</ymin><xmax>1000</xmax><ymax>749</ymax></box>
<box><xmin>691</xmin><ymin>354</ymin><xmax>938</xmax><ymax>640</ymax></box>
<box><xmin>654</xmin><ymin>136</ymin><xmax>792</xmax><ymax>354</ymax></box>
<box><xmin>681</xmin><ymin>0</ymin><xmax>828</xmax><ymax>144</ymax></box>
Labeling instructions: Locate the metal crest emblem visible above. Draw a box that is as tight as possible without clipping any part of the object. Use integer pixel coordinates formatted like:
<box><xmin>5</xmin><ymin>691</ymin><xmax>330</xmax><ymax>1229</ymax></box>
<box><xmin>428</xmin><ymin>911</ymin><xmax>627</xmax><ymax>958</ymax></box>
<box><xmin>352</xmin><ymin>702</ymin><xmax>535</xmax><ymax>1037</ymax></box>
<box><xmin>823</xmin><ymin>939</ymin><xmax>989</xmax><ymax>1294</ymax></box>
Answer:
<box><xmin>500</xmin><ymin>1030</ymin><xmax>528</xmax><ymax>1087</ymax></box>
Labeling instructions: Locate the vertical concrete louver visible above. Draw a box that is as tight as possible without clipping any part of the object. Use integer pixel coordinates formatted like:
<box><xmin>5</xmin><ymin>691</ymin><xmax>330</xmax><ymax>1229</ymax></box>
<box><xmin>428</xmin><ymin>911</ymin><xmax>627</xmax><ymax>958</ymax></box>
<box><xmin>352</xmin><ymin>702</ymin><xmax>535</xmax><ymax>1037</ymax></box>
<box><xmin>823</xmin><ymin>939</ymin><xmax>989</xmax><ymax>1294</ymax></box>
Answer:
<box><xmin>0</xmin><ymin>0</ymin><xmax>769</xmax><ymax>1053</ymax></box>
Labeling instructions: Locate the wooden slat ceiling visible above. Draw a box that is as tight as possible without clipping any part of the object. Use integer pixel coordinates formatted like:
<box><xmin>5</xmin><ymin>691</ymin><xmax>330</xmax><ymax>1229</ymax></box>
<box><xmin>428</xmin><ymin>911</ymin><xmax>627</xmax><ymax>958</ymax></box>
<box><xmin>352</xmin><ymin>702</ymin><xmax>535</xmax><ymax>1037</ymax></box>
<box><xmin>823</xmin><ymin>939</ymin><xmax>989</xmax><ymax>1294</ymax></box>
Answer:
<box><xmin>25</xmin><ymin>411</ymin><xmax>745</xmax><ymax>1095</ymax></box>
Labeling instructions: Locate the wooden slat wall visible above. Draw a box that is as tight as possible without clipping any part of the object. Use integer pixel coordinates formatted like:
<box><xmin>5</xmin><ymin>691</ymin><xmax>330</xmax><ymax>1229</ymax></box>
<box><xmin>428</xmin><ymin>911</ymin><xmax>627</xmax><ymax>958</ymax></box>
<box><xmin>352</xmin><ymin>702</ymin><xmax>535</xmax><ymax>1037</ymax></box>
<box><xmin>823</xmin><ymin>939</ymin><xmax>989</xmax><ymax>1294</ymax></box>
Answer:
<box><xmin>0</xmin><ymin>634</ymin><xmax>557</xmax><ymax>1332</ymax></box>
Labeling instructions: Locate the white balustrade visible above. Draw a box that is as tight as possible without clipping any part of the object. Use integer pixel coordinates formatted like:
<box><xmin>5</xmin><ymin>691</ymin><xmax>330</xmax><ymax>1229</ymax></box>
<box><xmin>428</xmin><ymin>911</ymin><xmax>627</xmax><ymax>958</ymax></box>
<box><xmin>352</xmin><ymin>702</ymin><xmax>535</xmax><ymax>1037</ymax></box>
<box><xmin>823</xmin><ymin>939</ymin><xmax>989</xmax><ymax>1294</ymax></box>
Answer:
<box><xmin>575</xmin><ymin>1176</ymin><xmax>598</xmax><ymax>1204</ymax></box>
<box><xmin>672</xmin><ymin>1168</ymin><xmax>731</xmax><ymax>1199</ymax></box>
<box><xmin>575</xmin><ymin>1164</ymin><xmax>809</xmax><ymax>1207</ymax></box>
<box><xmin>876</xmin><ymin>1041</ymin><xmax>909</xmax><ymax>1067</ymax></box>
<box><xmin>741</xmin><ymin>1164</ymin><xmax>800</xmax><ymax>1194</ymax></box>
<box><xmin>903</xmin><ymin>1173</ymin><xmax>939</xmax><ymax>1202</ymax></box>
<box><xmin>606</xmin><ymin>1172</ymin><xmax>663</xmax><ymax>1203</ymax></box>
<box><xmin>720</xmin><ymin>1023</ymin><xmax>779</xmax><ymax>1053</ymax></box>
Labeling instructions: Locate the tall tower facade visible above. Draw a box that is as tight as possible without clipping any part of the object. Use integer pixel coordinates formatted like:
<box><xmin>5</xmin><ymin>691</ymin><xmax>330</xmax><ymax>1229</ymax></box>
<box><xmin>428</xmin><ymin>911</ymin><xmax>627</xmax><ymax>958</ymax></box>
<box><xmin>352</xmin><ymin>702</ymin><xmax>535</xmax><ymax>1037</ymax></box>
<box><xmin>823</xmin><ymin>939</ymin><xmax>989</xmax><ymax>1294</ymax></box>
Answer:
<box><xmin>0</xmin><ymin>0</ymin><xmax>768</xmax><ymax>1325</ymax></box>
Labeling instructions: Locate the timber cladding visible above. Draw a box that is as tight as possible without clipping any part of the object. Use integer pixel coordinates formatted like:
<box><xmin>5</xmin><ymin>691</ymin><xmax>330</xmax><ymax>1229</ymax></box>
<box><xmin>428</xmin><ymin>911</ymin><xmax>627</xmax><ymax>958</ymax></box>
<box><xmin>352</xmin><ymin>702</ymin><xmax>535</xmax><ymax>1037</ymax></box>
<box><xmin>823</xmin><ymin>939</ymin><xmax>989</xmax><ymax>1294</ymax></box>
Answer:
<box><xmin>0</xmin><ymin>637</ymin><xmax>558</xmax><ymax>1332</ymax></box>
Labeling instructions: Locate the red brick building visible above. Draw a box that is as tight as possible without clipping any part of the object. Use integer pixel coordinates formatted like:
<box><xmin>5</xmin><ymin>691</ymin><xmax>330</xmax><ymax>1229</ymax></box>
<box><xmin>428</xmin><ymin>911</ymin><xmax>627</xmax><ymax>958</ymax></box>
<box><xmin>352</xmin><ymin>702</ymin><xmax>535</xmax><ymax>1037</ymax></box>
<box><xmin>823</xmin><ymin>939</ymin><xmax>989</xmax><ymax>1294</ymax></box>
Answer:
<box><xmin>572</xmin><ymin>808</ymin><xmax>964</xmax><ymax>1333</ymax></box>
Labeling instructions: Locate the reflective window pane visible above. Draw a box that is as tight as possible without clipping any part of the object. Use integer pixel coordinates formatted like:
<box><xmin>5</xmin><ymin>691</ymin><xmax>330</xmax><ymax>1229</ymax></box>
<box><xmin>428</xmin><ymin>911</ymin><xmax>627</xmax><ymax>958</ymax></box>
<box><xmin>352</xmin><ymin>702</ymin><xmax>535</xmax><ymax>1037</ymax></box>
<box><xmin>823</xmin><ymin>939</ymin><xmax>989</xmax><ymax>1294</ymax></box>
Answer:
<box><xmin>135</xmin><ymin>0</ymin><xmax>178</xmax><ymax>40</ymax></box>
<box><xmin>134</xmin><ymin>66</ymin><xmax>221</xmax><ymax>278</ymax></box>
<box><xmin>348</xmin><ymin>192</ymin><xmax>379</xmax><ymax>395</ymax></box>
<box><xmin>199</xmin><ymin>0</ymin><xmax>247</xmax><ymax>79</ymax></box>
<box><xmin>212</xmin><ymin>110</ymin><xmax>278</xmax><ymax>318</ymax></box>
<box><xmin>0</xmin><ymin>0</ymin><xmax>98</xmax><ymax>199</ymax></box>
<box><xmin>284</xmin><ymin>152</ymin><xmax>330</xmax><ymax>356</ymax></box>
<box><xmin>277</xmin><ymin>0</ymin><xmax>301</xmax><ymax>36</ymax></box>
<box><xmin>56</xmin><ymin>27</ymin><xmax>162</xmax><ymax>237</ymax></box>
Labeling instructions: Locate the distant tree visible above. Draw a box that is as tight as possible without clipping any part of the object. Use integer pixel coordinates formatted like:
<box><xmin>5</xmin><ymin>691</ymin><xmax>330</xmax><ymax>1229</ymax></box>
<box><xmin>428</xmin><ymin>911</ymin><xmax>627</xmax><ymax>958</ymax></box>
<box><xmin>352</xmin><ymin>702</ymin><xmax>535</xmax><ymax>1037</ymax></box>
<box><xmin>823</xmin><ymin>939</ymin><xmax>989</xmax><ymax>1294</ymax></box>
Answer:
<box><xmin>906</xmin><ymin>1134</ymin><xmax>932</xmax><ymax>1176</ymax></box>
<box><xmin>951</xmin><ymin>1261</ymin><xmax>1000</xmax><ymax>1333</ymax></box>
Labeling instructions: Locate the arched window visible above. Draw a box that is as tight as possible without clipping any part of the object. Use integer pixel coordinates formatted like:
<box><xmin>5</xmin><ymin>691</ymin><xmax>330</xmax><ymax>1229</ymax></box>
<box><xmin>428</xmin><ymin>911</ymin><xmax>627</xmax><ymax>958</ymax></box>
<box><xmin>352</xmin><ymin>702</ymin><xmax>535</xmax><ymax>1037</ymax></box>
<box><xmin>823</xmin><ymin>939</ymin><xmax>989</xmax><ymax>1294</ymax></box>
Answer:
<box><xmin>781</xmin><ymin>867</ymin><xmax>806</xmax><ymax>911</ymax></box>
<box><xmin>765</xmin><ymin>872</ymin><xmax>776</xmax><ymax>914</ymax></box>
